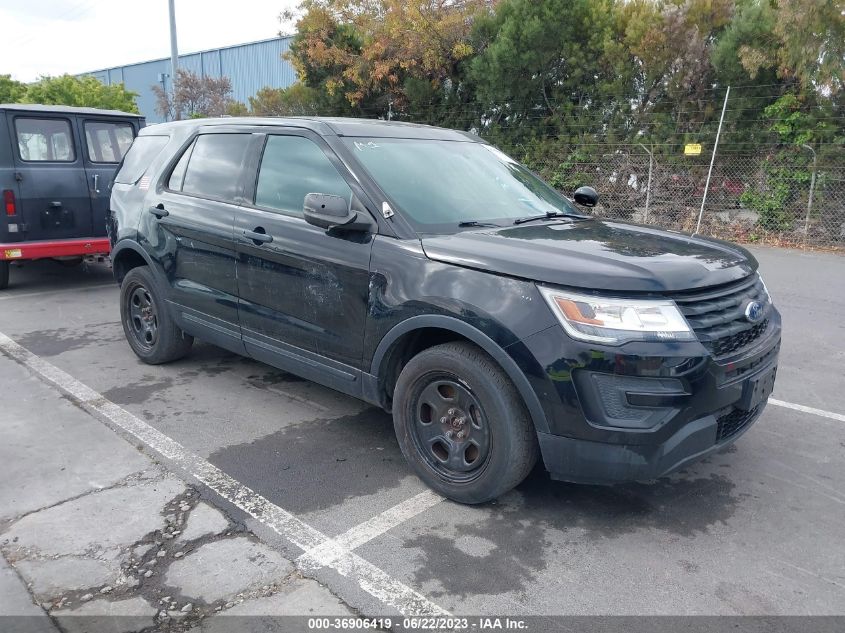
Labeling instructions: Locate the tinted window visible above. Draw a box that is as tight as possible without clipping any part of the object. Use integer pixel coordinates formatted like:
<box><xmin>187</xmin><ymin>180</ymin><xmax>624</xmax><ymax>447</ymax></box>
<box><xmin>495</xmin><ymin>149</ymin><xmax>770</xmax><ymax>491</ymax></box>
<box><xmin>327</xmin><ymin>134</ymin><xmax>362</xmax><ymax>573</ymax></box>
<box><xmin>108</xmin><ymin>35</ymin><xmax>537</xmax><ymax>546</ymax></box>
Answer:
<box><xmin>181</xmin><ymin>134</ymin><xmax>252</xmax><ymax>202</ymax></box>
<box><xmin>115</xmin><ymin>135</ymin><xmax>169</xmax><ymax>184</ymax></box>
<box><xmin>255</xmin><ymin>135</ymin><xmax>351</xmax><ymax>215</ymax></box>
<box><xmin>167</xmin><ymin>140</ymin><xmax>194</xmax><ymax>191</ymax></box>
<box><xmin>85</xmin><ymin>121</ymin><xmax>135</xmax><ymax>162</ymax></box>
<box><xmin>15</xmin><ymin>118</ymin><xmax>75</xmax><ymax>162</ymax></box>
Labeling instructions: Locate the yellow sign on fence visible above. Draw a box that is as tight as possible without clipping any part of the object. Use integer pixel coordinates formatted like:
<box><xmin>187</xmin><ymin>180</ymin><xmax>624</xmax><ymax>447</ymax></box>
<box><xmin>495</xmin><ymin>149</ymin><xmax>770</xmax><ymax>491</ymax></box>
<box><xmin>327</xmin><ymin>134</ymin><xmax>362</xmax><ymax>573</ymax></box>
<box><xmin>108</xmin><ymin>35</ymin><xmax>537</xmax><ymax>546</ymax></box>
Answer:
<box><xmin>684</xmin><ymin>143</ymin><xmax>702</xmax><ymax>156</ymax></box>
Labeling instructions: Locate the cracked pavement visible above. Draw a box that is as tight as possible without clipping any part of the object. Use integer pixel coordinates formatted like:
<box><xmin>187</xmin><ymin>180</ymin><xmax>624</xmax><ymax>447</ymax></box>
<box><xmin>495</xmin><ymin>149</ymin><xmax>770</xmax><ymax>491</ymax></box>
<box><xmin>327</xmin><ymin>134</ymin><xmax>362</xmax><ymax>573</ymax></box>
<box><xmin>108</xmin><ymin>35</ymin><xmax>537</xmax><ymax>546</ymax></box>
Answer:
<box><xmin>0</xmin><ymin>354</ymin><xmax>352</xmax><ymax>632</ymax></box>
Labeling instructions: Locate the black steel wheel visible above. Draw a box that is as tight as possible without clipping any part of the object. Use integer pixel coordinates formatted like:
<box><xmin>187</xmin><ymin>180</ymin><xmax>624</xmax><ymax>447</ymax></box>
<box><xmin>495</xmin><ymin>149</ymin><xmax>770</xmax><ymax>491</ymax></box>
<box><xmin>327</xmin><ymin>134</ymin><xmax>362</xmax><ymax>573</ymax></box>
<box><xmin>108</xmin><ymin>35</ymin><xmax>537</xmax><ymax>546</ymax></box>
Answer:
<box><xmin>0</xmin><ymin>261</ymin><xmax>8</xmax><ymax>290</ymax></box>
<box><xmin>409</xmin><ymin>374</ymin><xmax>492</xmax><ymax>483</ymax></box>
<box><xmin>126</xmin><ymin>284</ymin><xmax>159</xmax><ymax>352</ymax></box>
<box><xmin>393</xmin><ymin>342</ymin><xmax>539</xmax><ymax>504</ymax></box>
<box><xmin>120</xmin><ymin>266</ymin><xmax>193</xmax><ymax>364</ymax></box>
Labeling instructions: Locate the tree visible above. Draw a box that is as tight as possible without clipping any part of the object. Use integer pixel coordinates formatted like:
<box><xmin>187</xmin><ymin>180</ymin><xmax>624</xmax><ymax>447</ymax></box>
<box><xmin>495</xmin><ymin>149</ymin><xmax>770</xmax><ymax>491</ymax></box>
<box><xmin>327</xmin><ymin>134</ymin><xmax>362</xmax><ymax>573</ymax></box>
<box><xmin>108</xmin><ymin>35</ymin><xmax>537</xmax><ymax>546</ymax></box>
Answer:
<box><xmin>732</xmin><ymin>0</ymin><xmax>845</xmax><ymax>94</ymax></box>
<box><xmin>21</xmin><ymin>75</ymin><xmax>138</xmax><ymax>112</ymax></box>
<box><xmin>0</xmin><ymin>74</ymin><xmax>26</xmax><ymax>103</ymax></box>
<box><xmin>248</xmin><ymin>83</ymin><xmax>324</xmax><ymax>115</ymax></box>
<box><xmin>468</xmin><ymin>0</ymin><xmax>619</xmax><ymax>144</ymax></box>
<box><xmin>286</xmin><ymin>0</ymin><xmax>498</xmax><ymax>114</ymax></box>
<box><xmin>152</xmin><ymin>69</ymin><xmax>235</xmax><ymax>120</ymax></box>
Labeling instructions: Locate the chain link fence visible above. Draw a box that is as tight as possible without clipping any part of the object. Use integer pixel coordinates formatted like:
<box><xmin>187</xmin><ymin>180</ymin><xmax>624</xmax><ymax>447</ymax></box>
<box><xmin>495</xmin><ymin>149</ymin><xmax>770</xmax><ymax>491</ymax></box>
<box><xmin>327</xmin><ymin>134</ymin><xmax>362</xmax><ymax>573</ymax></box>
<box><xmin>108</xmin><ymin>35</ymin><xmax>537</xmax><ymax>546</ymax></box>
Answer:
<box><xmin>522</xmin><ymin>145</ymin><xmax>845</xmax><ymax>250</ymax></box>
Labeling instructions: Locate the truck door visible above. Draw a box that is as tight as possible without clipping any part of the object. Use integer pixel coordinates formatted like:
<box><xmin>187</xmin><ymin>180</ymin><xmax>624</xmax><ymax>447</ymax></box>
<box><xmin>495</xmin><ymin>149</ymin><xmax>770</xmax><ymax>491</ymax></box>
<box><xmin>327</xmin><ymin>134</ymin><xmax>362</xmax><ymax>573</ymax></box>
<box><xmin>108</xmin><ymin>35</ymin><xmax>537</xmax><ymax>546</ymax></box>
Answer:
<box><xmin>6</xmin><ymin>112</ymin><xmax>93</xmax><ymax>241</ymax></box>
<box><xmin>79</xmin><ymin>118</ymin><xmax>138</xmax><ymax>238</ymax></box>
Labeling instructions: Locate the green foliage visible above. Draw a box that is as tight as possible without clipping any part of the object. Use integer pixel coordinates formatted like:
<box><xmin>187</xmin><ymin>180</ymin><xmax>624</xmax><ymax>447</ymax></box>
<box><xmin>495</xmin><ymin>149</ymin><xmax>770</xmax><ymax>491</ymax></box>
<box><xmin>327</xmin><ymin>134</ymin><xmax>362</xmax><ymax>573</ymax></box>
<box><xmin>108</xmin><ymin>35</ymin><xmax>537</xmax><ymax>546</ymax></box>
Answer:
<box><xmin>740</xmin><ymin>150</ymin><xmax>814</xmax><ymax>230</ymax></box>
<box><xmin>0</xmin><ymin>74</ymin><xmax>27</xmax><ymax>103</ymax></box>
<box><xmin>248</xmin><ymin>83</ymin><xmax>323</xmax><ymax>116</ymax></box>
<box><xmin>226</xmin><ymin>101</ymin><xmax>249</xmax><ymax>116</ymax></box>
<box><xmin>22</xmin><ymin>75</ymin><xmax>138</xmax><ymax>112</ymax></box>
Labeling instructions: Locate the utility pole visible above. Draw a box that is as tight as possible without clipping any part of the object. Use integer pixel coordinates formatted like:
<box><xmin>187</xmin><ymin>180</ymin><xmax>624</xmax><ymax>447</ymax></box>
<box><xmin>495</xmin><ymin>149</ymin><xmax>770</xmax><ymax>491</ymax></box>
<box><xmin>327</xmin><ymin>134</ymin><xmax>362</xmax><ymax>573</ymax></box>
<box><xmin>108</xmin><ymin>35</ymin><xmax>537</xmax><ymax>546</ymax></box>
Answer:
<box><xmin>695</xmin><ymin>86</ymin><xmax>730</xmax><ymax>235</ymax></box>
<box><xmin>802</xmin><ymin>144</ymin><xmax>817</xmax><ymax>234</ymax></box>
<box><xmin>638</xmin><ymin>143</ymin><xmax>654</xmax><ymax>224</ymax></box>
<box><xmin>168</xmin><ymin>0</ymin><xmax>180</xmax><ymax>121</ymax></box>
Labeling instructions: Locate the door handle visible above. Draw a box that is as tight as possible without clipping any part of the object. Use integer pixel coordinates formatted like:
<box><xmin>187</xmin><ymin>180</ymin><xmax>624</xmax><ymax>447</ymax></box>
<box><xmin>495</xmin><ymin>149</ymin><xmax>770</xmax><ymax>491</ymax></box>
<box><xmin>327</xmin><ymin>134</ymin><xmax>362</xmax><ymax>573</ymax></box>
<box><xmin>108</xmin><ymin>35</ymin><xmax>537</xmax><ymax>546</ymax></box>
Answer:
<box><xmin>242</xmin><ymin>228</ymin><xmax>273</xmax><ymax>244</ymax></box>
<box><xmin>149</xmin><ymin>204</ymin><xmax>169</xmax><ymax>218</ymax></box>
<box><xmin>93</xmin><ymin>174</ymin><xmax>100</xmax><ymax>194</ymax></box>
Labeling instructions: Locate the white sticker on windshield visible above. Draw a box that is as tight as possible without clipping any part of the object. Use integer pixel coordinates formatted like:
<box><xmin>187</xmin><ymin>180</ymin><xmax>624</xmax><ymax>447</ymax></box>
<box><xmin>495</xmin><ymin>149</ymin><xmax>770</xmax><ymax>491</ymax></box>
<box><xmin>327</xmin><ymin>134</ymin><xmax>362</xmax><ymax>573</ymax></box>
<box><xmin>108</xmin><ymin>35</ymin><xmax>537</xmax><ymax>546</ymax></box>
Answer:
<box><xmin>353</xmin><ymin>141</ymin><xmax>381</xmax><ymax>151</ymax></box>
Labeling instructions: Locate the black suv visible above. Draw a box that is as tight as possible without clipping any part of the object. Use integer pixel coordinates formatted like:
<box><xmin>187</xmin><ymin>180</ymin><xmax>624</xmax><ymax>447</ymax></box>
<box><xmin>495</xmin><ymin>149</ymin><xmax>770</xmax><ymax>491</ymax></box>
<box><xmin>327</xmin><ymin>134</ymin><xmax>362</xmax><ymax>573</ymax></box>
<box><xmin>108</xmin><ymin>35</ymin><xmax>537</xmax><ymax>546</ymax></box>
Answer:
<box><xmin>109</xmin><ymin>118</ymin><xmax>781</xmax><ymax>504</ymax></box>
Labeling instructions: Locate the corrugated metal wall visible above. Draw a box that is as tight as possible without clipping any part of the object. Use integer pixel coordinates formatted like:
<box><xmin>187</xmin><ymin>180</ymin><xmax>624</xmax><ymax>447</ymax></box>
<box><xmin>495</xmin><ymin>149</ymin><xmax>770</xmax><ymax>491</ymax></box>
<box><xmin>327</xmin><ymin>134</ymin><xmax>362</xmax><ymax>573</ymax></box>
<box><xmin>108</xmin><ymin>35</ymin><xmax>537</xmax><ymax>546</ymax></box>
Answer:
<box><xmin>85</xmin><ymin>36</ymin><xmax>297</xmax><ymax>123</ymax></box>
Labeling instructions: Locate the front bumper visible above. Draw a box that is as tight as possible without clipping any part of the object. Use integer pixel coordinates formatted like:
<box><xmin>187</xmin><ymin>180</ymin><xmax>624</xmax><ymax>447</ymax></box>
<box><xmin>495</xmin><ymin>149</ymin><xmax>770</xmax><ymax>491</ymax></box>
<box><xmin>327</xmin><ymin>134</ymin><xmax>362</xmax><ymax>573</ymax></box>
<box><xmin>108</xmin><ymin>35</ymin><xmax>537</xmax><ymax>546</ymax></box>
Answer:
<box><xmin>515</xmin><ymin>307</ymin><xmax>781</xmax><ymax>484</ymax></box>
<box><xmin>537</xmin><ymin>402</ymin><xmax>767</xmax><ymax>484</ymax></box>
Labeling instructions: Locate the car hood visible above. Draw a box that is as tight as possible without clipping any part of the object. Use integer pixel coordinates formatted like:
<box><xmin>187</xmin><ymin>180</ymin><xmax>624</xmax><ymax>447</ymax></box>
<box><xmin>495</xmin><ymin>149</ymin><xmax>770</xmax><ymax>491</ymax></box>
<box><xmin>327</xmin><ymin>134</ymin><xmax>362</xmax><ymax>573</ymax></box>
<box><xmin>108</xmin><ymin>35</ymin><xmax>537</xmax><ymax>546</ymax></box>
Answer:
<box><xmin>420</xmin><ymin>219</ymin><xmax>757</xmax><ymax>293</ymax></box>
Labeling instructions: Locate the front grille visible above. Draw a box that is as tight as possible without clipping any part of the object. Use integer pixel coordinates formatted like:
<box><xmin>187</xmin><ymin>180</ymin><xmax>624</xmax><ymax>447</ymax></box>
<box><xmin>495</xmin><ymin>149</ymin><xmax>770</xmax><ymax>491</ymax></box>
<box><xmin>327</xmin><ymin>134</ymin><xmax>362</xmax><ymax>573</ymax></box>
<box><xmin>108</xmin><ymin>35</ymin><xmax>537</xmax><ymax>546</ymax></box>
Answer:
<box><xmin>668</xmin><ymin>275</ymin><xmax>770</xmax><ymax>358</ymax></box>
<box><xmin>711</xmin><ymin>319</ymin><xmax>769</xmax><ymax>356</ymax></box>
<box><xmin>716</xmin><ymin>405</ymin><xmax>760</xmax><ymax>442</ymax></box>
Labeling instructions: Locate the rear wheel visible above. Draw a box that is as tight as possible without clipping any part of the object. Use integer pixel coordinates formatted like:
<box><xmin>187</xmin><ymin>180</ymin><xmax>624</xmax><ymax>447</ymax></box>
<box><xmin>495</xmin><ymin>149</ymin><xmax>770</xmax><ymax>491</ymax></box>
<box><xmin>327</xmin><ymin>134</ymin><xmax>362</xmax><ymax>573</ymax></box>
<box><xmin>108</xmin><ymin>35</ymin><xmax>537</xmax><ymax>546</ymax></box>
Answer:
<box><xmin>120</xmin><ymin>266</ymin><xmax>193</xmax><ymax>364</ymax></box>
<box><xmin>0</xmin><ymin>261</ymin><xmax>9</xmax><ymax>290</ymax></box>
<box><xmin>392</xmin><ymin>342</ymin><xmax>538</xmax><ymax>504</ymax></box>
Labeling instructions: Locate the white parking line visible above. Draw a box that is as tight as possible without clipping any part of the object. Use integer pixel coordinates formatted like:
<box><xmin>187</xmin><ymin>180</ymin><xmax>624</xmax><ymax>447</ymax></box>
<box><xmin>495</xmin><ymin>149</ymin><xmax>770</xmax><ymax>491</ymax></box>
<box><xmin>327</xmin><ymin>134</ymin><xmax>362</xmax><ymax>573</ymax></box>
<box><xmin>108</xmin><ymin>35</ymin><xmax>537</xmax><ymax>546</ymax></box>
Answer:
<box><xmin>770</xmin><ymin>398</ymin><xmax>845</xmax><ymax>423</ymax></box>
<box><xmin>299</xmin><ymin>490</ymin><xmax>445</xmax><ymax>571</ymax></box>
<box><xmin>0</xmin><ymin>331</ymin><xmax>449</xmax><ymax>618</ymax></box>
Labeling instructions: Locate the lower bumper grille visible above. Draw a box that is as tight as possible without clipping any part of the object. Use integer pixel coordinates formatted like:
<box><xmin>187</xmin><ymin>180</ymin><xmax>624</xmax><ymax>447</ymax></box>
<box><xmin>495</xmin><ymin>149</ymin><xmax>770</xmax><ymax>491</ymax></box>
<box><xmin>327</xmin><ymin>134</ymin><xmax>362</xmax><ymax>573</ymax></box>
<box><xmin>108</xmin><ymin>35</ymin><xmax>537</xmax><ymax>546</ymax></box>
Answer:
<box><xmin>716</xmin><ymin>405</ymin><xmax>760</xmax><ymax>442</ymax></box>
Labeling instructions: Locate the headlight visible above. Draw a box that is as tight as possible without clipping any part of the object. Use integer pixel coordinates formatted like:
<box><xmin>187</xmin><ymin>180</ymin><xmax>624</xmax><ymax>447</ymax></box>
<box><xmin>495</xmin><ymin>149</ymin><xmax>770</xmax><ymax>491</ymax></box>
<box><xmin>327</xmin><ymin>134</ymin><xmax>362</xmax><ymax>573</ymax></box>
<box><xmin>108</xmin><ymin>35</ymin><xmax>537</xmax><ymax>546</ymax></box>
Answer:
<box><xmin>538</xmin><ymin>287</ymin><xmax>695</xmax><ymax>345</ymax></box>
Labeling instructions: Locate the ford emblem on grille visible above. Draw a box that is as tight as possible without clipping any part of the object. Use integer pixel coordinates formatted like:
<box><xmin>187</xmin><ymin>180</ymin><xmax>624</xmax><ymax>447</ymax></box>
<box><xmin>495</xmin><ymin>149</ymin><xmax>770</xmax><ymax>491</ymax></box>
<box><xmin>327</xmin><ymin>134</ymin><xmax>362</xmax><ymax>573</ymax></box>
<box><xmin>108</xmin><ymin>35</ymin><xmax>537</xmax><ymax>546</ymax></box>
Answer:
<box><xmin>744</xmin><ymin>300</ymin><xmax>765</xmax><ymax>323</ymax></box>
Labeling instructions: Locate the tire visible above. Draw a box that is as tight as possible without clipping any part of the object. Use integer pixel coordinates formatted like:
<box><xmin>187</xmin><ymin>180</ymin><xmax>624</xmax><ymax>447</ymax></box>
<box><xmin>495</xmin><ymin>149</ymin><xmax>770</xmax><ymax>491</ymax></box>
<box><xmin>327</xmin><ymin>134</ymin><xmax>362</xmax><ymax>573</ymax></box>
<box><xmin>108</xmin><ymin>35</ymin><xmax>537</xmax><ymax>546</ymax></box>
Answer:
<box><xmin>120</xmin><ymin>266</ymin><xmax>193</xmax><ymax>364</ymax></box>
<box><xmin>0</xmin><ymin>261</ymin><xmax>8</xmax><ymax>290</ymax></box>
<box><xmin>392</xmin><ymin>341</ymin><xmax>539</xmax><ymax>504</ymax></box>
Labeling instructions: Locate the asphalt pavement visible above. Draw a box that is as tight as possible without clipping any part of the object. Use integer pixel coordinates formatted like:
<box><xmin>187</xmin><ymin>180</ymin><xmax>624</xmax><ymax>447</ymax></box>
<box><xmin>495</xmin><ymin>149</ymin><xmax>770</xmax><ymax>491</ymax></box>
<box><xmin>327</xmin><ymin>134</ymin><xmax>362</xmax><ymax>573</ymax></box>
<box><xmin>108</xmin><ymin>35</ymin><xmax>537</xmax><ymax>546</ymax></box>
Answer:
<box><xmin>0</xmin><ymin>246</ymin><xmax>843</xmax><ymax>628</ymax></box>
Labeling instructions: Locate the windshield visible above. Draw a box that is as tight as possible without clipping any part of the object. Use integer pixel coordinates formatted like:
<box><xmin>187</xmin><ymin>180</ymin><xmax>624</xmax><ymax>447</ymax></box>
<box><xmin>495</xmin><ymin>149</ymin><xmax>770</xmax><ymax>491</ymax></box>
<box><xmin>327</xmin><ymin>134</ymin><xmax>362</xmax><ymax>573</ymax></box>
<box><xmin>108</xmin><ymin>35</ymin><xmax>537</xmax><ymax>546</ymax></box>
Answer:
<box><xmin>343</xmin><ymin>137</ymin><xmax>580</xmax><ymax>232</ymax></box>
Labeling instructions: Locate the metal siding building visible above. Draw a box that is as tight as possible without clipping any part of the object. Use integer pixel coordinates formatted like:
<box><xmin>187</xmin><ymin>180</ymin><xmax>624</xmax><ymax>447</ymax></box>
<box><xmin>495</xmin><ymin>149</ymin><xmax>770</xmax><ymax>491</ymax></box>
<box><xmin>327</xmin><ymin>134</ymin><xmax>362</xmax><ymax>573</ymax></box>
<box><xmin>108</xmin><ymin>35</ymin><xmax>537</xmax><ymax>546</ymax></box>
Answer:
<box><xmin>84</xmin><ymin>37</ymin><xmax>297</xmax><ymax>123</ymax></box>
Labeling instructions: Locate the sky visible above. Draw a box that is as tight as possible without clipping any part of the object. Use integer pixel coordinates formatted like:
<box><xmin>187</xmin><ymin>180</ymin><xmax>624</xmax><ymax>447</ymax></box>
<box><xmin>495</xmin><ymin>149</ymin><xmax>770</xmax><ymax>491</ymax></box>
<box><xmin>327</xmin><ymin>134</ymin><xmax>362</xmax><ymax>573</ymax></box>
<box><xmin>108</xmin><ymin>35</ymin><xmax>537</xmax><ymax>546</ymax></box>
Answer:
<box><xmin>1</xmin><ymin>0</ymin><xmax>300</xmax><ymax>82</ymax></box>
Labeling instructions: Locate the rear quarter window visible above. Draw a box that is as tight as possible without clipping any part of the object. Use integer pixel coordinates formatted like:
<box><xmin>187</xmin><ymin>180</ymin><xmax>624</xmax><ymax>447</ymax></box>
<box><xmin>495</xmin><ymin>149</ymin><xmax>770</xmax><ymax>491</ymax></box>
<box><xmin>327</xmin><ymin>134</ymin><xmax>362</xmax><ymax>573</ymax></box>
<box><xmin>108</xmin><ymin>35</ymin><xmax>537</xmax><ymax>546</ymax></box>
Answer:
<box><xmin>114</xmin><ymin>135</ymin><xmax>169</xmax><ymax>184</ymax></box>
<box><xmin>179</xmin><ymin>133</ymin><xmax>252</xmax><ymax>202</ymax></box>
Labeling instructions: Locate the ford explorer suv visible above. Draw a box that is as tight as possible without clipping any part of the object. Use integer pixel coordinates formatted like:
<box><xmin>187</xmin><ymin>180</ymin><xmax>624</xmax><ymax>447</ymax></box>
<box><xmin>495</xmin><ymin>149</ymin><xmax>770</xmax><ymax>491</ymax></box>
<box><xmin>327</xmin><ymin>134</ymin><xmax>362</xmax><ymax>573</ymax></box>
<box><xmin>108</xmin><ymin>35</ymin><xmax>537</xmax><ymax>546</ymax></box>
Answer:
<box><xmin>109</xmin><ymin>118</ymin><xmax>781</xmax><ymax>504</ymax></box>
<box><xmin>0</xmin><ymin>104</ymin><xmax>144</xmax><ymax>289</ymax></box>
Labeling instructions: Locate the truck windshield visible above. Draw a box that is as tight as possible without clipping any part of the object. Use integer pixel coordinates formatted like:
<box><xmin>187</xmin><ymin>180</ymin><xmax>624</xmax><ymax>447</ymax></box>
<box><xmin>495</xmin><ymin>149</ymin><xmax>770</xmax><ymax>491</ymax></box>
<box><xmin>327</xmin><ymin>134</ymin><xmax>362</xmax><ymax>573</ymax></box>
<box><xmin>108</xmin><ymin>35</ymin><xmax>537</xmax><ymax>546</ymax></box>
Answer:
<box><xmin>343</xmin><ymin>137</ymin><xmax>579</xmax><ymax>232</ymax></box>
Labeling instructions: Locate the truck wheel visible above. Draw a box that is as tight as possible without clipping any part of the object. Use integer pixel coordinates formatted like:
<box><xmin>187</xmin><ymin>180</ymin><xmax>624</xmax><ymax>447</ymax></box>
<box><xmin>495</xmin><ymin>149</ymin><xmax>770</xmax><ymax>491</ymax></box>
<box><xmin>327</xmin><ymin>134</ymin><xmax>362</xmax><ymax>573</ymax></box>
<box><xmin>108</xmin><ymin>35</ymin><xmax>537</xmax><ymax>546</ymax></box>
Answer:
<box><xmin>393</xmin><ymin>342</ymin><xmax>539</xmax><ymax>504</ymax></box>
<box><xmin>120</xmin><ymin>266</ymin><xmax>193</xmax><ymax>364</ymax></box>
<box><xmin>0</xmin><ymin>261</ymin><xmax>9</xmax><ymax>290</ymax></box>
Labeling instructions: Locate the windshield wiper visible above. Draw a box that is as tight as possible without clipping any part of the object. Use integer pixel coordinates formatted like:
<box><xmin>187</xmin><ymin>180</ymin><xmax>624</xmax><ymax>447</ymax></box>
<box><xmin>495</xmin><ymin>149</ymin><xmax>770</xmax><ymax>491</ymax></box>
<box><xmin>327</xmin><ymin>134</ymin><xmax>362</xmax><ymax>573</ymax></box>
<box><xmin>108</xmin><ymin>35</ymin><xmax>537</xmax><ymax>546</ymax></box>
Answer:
<box><xmin>458</xmin><ymin>221</ymin><xmax>502</xmax><ymax>228</ymax></box>
<box><xmin>512</xmin><ymin>211</ymin><xmax>586</xmax><ymax>225</ymax></box>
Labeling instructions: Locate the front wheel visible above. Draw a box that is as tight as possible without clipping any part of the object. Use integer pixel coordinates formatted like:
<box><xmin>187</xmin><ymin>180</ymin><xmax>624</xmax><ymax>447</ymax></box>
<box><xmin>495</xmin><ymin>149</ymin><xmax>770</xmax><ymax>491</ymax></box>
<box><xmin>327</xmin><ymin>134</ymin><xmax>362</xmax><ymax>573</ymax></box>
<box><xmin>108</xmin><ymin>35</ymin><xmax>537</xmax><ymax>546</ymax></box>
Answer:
<box><xmin>393</xmin><ymin>342</ymin><xmax>539</xmax><ymax>504</ymax></box>
<box><xmin>120</xmin><ymin>266</ymin><xmax>193</xmax><ymax>364</ymax></box>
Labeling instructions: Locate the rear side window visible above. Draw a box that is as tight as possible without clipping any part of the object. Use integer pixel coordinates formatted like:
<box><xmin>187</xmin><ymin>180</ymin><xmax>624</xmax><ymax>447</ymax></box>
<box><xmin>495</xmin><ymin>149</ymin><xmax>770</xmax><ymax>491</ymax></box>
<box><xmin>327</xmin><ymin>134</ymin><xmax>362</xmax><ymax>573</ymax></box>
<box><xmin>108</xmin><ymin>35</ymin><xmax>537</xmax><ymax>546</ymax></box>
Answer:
<box><xmin>15</xmin><ymin>118</ymin><xmax>75</xmax><ymax>162</ymax></box>
<box><xmin>179</xmin><ymin>133</ymin><xmax>252</xmax><ymax>202</ymax></box>
<box><xmin>255</xmin><ymin>135</ymin><xmax>351</xmax><ymax>216</ymax></box>
<box><xmin>85</xmin><ymin>121</ymin><xmax>135</xmax><ymax>163</ymax></box>
<box><xmin>114</xmin><ymin>135</ymin><xmax>169</xmax><ymax>184</ymax></box>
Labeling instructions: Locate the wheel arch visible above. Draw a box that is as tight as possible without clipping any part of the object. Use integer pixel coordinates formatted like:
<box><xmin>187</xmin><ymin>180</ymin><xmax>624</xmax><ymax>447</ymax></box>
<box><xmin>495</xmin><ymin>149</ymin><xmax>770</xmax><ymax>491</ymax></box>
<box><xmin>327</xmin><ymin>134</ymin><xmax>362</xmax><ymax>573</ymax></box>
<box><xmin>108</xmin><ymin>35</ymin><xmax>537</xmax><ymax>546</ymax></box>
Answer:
<box><xmin>370</xmin><ymin>315</ymin><xmax>550</xmax><ymax>434</ymax></box>
<box><xmin>111</xmin><ymin>241</ymin><xmax>154</xmax><ymax>284</ymax></box>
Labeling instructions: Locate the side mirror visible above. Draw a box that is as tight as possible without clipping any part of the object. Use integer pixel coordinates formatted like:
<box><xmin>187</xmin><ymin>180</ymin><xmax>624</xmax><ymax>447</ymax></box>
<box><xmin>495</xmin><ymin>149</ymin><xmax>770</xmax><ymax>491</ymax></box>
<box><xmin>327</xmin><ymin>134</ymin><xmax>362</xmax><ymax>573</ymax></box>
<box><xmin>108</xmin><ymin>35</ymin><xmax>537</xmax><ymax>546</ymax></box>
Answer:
<box><xmin>303</xmin><ymin>193</ymin><xmax>372</xmax><ymax>232</ymax></box>
<box><xmin>573</xmin><ymin>186</ymin><xmax>599</xmax><ymax>208</ymax></box>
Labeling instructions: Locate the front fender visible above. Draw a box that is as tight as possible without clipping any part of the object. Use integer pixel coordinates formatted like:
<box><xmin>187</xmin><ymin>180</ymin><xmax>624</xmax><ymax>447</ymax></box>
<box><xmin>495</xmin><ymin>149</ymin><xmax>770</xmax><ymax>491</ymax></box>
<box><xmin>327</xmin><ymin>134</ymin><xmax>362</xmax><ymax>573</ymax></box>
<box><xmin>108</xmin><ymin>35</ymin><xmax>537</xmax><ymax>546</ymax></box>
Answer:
<box><xmin>370</xmin><ymin>314</ymin><xmax>550</xmax><ymax>434</ymax></box>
